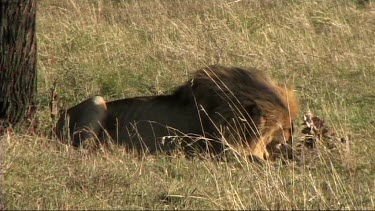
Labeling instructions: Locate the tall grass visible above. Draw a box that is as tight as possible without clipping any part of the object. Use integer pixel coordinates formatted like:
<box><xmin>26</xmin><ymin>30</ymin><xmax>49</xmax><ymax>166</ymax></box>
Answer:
<box><xmin>2</xmin><ymin>0</ymin><xmax>375</xmax><ymax>209</ymax></box>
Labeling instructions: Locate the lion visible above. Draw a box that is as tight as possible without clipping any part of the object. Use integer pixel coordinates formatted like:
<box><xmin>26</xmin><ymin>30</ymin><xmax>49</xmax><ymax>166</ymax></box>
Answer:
<box><xmin>55</xmin><ymin>65</ymin><xmax>300</xmax><ymax>160</ymax></box>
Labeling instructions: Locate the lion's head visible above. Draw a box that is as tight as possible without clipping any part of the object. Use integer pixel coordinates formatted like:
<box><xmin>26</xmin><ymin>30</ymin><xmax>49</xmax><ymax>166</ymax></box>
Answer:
<box><xmin>174</xmin><ymin>65</ymin><xmax>300</xmax><ymax>159</ymax></box>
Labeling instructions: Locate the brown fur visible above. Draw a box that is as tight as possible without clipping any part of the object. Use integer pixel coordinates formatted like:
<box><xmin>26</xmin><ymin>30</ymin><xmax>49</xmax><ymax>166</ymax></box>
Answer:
<box><xmin>56</xmin><ymin>65</ymin><xmax>300</xmax><ymax>160</ymax></box>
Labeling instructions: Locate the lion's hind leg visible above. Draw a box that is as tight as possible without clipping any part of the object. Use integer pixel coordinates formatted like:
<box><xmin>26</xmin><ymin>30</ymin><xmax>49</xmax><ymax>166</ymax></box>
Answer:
<box><xmin>55</xmin><ymin>96</ymin><xmax>108</xmax><ymax>147</ymax></box>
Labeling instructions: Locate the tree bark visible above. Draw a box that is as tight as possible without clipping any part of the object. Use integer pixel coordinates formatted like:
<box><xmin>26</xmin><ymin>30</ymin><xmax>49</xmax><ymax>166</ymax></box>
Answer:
<box><xmin>0</xmin><ymin>0</ymin><xmax>37</xmax><ymax>132</ymax></box>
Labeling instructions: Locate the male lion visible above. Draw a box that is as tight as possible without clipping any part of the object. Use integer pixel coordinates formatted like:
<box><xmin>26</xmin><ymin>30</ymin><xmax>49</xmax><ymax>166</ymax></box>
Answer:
<box><xmin>55</xmin><ymin>65</ymin><xmax>300</xmax><ymax>160</ymax></box>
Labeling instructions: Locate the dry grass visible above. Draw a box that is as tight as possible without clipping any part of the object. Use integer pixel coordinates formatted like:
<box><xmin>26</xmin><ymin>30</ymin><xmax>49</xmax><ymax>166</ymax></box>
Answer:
<box><xmin>2</xmin><ymin>0</ymin><xmax>375</xmax><ymax>209</ymax></box>
<box><xmin>2</xmin><ymin>134</ymin><xmax>368</xmax><ymax>210</ymax></box>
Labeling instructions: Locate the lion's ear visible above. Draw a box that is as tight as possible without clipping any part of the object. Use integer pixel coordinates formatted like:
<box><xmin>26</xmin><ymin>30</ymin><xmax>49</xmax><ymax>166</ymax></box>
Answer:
<box><xmin>247</xmin><ymin>104</ymin><xmax>262</xmax><ymax>118</ymax></box>
<box><xmin>244</xmin><ymin>103</ymin><xmax>264</xmax><ymax>128</ymax></box>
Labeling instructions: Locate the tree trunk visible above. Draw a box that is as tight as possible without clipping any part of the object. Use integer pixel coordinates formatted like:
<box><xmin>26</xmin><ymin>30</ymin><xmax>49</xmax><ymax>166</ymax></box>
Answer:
<box><xmin>0</xmin><ymin>0</ymin><xmax>37</xmax><ymax>132</ymax></box>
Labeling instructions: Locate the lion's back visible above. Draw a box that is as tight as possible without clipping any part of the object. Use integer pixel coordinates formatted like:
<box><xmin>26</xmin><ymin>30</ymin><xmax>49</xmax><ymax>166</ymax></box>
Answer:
<box><xmin>103</xmin><ymin>96</ymin><xmax>203</xmax><ymax>153</ymax></box>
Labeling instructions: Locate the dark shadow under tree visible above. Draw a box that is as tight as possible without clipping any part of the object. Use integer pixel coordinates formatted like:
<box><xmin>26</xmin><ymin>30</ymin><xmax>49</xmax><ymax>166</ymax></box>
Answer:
<box><xmin>0</xmin><ymin>0</ymin><xmax>37</xmax><ymax>134</ymax></box>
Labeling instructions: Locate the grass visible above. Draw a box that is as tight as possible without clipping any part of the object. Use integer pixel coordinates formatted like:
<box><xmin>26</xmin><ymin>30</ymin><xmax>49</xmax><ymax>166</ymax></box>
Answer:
<box><xmin>2</xmin><ymin>0</ymin><xmax>375</xmax><ymax>209</ymax></box>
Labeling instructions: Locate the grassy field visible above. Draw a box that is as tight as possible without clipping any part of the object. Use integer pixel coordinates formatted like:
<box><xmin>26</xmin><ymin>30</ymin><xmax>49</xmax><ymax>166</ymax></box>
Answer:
<box><xmin>2</xmin><ymin>0</ymin><xmax>375</xmax><ymax>209</ymax></box>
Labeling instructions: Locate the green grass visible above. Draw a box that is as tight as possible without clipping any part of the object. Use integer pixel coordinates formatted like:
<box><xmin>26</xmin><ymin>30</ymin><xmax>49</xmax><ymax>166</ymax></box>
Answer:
<box><xmin>2</xmin><ymin>0</ymin><xmax>375</xmax><ymax>209</ymax></box>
